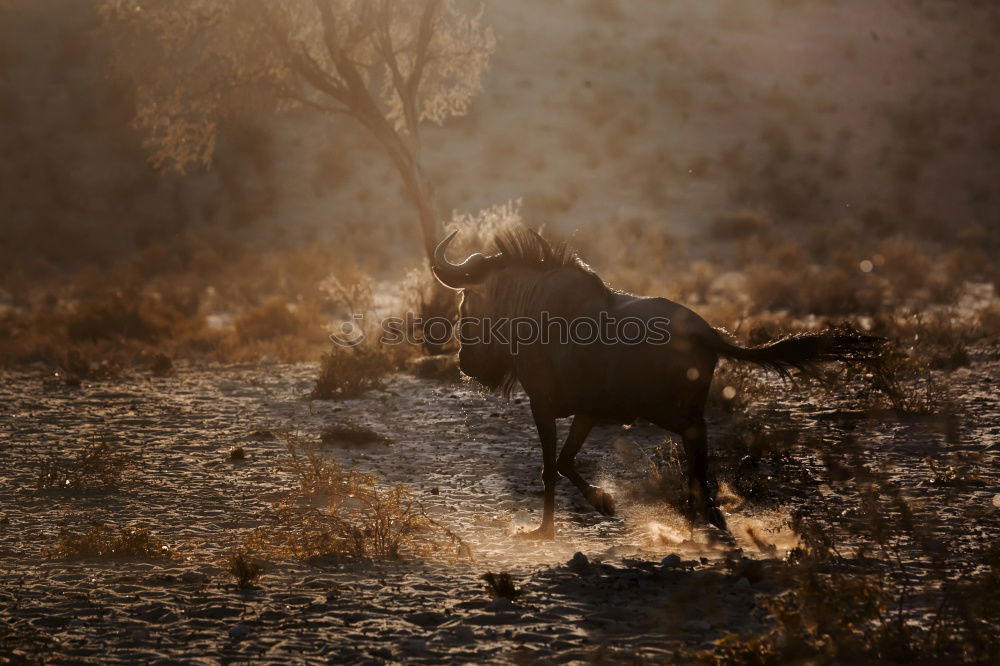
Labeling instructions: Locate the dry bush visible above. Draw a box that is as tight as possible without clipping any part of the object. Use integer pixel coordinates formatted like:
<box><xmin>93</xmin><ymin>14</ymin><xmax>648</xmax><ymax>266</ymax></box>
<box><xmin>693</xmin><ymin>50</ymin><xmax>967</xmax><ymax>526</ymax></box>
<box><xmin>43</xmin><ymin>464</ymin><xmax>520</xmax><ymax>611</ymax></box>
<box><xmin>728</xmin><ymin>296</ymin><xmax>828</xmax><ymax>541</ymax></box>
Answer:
<box><xmin>481</xmin><ymin>571</ymin><xmax>522</xmax><ymax>599</ymax></box>
<box><xmin>66</xmin><ymin>290</ymin><xmax>186</xmax><ymax>343</ymax></box>
<box><xmin>312</xmin><ymin>346</ymin><xmax>395</xmax><ymax>400</ymax></box>
<box><xmin>872</xmin><ymin>311</ymin><xmax>973</xmax><ymax>369</ymax></box>
<box><xmin>233</xmin><ymin>299</ymin><xmax>316</xmax><ymax>344</ymax></box>
<box><xmin>216</xmin><ymin>297</ymin><xmax>329</xmax><ymax>363</ymax></box>
<box><xmin>706</xmin><ymin>444</ymin><xmax>1000</xmax><ymax>665</ymax></box>
<box><xmin>149</xmin><ymin>351</ymin><xmax>173</xmax><ymax>376</ymax></box>
<box><xmin>35</xmin><ymin>437</ymin><xmax>136</xmax><ymax>491</ymax></box>
<box><xmin>312</xmin><ymin>269</ymin><xmax>415</xmax><ymax>398</ymax></box>
<box><xmin>741</xmin><ymin>240</ymin><xmax>886</xmax><ymax>316</ymax></box>
<box><xmin>226</xmin><ymin>549</ymin><xmax>266</xmax><ymax>588</ymax></box>
<box><xmin>240</xmin><ymin>433</ymin><xmax>468</xmax><ymax>562</ymax></box>
<box><xmin>56</xmin><ymin>347</ymin><xmax>122</xmax><ymax>385</ymax></box>
<box><xmin>47</xmin><ymin>523</ymin><xmax>176</xmax><ymax>561</ymax></box>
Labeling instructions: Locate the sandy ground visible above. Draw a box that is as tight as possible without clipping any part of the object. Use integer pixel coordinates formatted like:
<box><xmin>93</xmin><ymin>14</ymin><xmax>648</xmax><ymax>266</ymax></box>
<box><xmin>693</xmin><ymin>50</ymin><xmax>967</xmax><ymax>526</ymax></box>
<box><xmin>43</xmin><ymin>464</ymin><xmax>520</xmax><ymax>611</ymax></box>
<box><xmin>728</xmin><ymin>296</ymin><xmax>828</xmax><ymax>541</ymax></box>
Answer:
<box><xmin>1</xmin><ymin>347</ymin><xmax>998</xmax><ymax>664</ymax></box>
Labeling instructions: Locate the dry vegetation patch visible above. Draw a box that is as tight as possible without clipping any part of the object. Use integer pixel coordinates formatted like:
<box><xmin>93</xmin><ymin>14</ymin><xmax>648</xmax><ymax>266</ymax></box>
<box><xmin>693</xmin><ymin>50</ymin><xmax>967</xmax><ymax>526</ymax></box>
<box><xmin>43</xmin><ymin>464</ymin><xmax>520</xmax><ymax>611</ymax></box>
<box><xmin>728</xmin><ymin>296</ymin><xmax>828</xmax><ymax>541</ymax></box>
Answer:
<box><xmin>481</xmin><ymin>571</ymin><xmax>522</xmax><ymax>600</ymax></box>
<box><xmin>225</xmin><ymin>549</ymin><xmax>267</xmax><ymax>588</ymax></box>
<box><xmin>34</xmin><ymin>437</ymin><xmax>137</xmax><ymax>492</ymax></box>
<box><xmin>47</xmin><ymin>524</ymin><xmax>177</xmax><ymax>561</ymax></box>
<box><xmin>237</xmin><ymin>433</ymin><xmax>468</xmax><ymax>564</ymax></box>
<box><xmin>705</xmin><ymin>438</ymin><xmax>1000</xmax><ymax>665</ymax></box>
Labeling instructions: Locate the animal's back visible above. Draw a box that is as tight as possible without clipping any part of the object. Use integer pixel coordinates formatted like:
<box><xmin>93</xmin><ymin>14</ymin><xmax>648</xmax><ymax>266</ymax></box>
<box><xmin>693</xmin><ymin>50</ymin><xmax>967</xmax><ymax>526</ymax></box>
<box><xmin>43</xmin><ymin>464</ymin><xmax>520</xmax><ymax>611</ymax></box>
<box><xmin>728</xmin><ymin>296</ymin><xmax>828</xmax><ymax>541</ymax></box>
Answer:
<box><xmin>523</xmin><ymin>283</ymin><xmax>720</xmax><ymax>420</ymax></box>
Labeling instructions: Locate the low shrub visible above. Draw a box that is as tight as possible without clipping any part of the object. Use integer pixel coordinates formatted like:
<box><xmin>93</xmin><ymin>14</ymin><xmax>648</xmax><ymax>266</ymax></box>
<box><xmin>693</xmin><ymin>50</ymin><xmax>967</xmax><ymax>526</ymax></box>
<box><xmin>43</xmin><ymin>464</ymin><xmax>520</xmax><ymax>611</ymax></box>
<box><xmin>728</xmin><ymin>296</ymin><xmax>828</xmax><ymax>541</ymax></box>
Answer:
<box><xmin>311</xmin><ymin>345</ymin><xmax>395</xmax><ymax>400</ymax></box>
<box><xmin>35</xmin><ymin>437</ymin><xmax>136</xmax><ymax>491</ymax></box>
<box><xmin>226</xmin><ymin>549</ymin><xmax>266</xmax><ymax>588</ymax></box>
<box><xmin>47</xmin><ymin>524</ymin><xmax>176</xmax><ymax>561</ymax></box>
<box><xmin>239</xmin><ymin>433</ymin><xmax>468</xmax><ymax>562</ymax></box>
<box><xmin>481</xmin><ymin>571</ymin><xmax>522</xmax><ymax>599</ymax></box>
<box><xmin>704</xmin><ymin>445</ymin><xmax>999</xmax><ymax>665</ymax></box>
<box><xmin>66</xmin><ymin>290</ymin><xmax>181</xmax><ymax>343</ymax></box>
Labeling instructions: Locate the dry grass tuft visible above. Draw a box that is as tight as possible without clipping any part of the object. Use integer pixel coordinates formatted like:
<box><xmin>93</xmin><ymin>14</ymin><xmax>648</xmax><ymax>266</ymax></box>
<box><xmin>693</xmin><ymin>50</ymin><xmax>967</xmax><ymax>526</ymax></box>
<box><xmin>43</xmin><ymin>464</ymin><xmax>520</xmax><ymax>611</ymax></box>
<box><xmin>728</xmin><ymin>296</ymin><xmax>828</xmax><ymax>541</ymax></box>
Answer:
<box><xmin>57</xmin><ymin>348</ymin><xmax>122</xmax><ymax>385</ymax></box>
<box><xmin>35</xmin><ymin>437</ymin><xmax>136</xmax><ymax>491</ymax></box>
<box><xmin>149</xmin><ymin>352</ymin><xmax>173</xmax><ymax>376</ymax></box>
<box><xmin>66</xmin><ymin>290</ymin><xmax>181</xmax><ymax>344</ymax></box>
<box><xmin>311</xmin><ymin>271</ymin><xmax>415</xmax><ymax>399</ymax></box>
<box><xmin>481</xmin><ymin>571</ymin><xmax>522</xmax><ymax>599</ymax></box>
<box><xmin>47</xmin><ymin>523</ymin><xmax>176</xmax><ymax>561</ymax></box>
<box><xmin>311</xmin><ymin>346</ymin><xmax>395</xmax><ymax>400</ymax></box>
<box><xmin>239</xmin><ymin>433</ymin><xmax>469</xmax><ymax>562</ymax></box>
<box><xmin>226</xmin><ymin>549</ymin><xmax>266</xmax><ymax>588</ymax></box>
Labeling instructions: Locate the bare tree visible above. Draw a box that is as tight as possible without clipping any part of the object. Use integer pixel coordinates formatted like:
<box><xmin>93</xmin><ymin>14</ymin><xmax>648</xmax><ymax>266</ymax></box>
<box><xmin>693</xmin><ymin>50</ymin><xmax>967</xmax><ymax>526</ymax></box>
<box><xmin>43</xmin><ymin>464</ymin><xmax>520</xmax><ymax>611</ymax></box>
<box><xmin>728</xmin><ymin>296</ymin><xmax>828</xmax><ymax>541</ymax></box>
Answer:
<box><xmin>100</xmin><ymin>0</ymin><xmax>495</xmax><ymax>259</ymax></box>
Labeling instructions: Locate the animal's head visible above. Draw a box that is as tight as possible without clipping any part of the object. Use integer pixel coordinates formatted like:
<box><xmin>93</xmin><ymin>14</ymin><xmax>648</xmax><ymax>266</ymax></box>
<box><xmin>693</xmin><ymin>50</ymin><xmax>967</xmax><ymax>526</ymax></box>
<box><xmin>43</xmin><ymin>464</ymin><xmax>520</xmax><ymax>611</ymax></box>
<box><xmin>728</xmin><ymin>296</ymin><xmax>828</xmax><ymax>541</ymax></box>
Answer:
<box><xmin>431</xmin><ymin>230</ymin><xmax>510</xmax><ymax>389</ymax></box>
<box><xmin>432</xmin><ymin>227</ymin><xmax>602</xmax><ymax>393</ymax></box>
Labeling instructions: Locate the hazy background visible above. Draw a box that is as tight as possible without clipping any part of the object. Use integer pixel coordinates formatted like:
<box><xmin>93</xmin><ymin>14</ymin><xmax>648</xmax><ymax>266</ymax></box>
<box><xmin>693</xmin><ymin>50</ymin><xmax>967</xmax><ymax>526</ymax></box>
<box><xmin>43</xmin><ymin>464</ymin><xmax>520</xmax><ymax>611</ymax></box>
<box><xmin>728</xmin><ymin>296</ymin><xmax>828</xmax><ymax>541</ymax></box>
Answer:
<box><xmin>1</xmin><ymin>0</ymin><xmax>998</xmax><ymax>300</ymax></box>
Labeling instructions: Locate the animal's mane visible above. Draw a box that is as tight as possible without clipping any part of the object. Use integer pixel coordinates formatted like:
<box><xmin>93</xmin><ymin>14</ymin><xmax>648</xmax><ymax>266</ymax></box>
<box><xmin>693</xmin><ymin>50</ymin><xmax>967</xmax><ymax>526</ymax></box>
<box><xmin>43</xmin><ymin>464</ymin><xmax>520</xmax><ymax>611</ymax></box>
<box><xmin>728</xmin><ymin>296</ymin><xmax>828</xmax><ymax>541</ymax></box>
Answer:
<box><xmin>476</xmin><ymin>226</ymin><xmax>611</xmax><ymax>399</ymax></box>
<box><xmin>487</xmin><ymin>226</ymin><xmax>580</xmax><ymax>270</ymax></box>
<box><xmin>487</xmin><ymin>227</ymin><xmax>608</xmax><ymax>287</ymax></box>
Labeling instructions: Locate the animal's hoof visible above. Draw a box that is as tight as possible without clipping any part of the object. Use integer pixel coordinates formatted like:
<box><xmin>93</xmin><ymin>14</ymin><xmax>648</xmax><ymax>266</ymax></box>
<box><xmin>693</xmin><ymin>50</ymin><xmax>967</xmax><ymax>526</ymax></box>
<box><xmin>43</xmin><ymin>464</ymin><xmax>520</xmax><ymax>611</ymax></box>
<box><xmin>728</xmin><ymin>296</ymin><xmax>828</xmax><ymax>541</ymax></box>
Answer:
<box><xmin>516</xmin><ymin>524</ymin><xmax>555</xmax><ymax>540</ymax></box>
<box><xmin>587</xmin><ymin>487</ymin><xmax>616</xmax><ymax>516</ymax></box>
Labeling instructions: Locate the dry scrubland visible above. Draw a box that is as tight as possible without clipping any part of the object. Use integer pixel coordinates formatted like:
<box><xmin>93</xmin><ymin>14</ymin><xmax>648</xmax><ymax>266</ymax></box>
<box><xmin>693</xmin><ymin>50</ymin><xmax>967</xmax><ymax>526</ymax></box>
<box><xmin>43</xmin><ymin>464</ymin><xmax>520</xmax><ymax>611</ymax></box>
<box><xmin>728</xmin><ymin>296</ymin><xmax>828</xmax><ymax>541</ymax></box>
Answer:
<box><xmin>2</xmin><ymin>0</ymin><xmax>1000</xmax><ymax>664</ymax></box>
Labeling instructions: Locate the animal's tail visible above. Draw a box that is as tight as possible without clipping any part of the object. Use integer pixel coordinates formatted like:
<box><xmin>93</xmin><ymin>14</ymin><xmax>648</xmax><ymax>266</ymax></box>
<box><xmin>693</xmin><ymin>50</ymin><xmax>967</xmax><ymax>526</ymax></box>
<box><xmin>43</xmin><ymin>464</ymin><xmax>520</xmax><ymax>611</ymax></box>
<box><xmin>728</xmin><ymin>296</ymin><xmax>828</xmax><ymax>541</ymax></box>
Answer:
<box><xmin>709</xmin><ymin>328</ymin><xmax>886</xmax><ymax>378</ymax></box>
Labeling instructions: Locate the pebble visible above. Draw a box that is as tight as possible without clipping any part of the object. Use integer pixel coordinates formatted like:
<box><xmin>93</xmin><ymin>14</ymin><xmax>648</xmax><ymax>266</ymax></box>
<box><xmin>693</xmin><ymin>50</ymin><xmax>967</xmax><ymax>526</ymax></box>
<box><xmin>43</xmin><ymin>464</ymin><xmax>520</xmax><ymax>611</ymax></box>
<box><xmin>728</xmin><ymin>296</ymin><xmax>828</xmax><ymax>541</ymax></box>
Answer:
<box><xmin>228</xmin><ymin>623</ymin><xmax>251</xmax><ymax>639</ymax></box>
<box><xmin>399</xmin><ymin>637</ymin><xmax>429</xmax><ymax>655</ymax></box>
<box><xmin>181</xmin><ymin>571</ymin><xmax>207</xmax><ymax>584</ymax></box>
<box><xmin>486</xmin><ymin>596</ymin><xmax>515</xmax><ymax>612</ymax></box>
<box><xmin>567</xmin><ymin>552</ymin><xmax>590</xmax><ymax>573</ymax></box>
<box><xmin>453</xmin><ymin>625</ymin><xmax>476</xmax><ymax>643</ymax></box>
<box><xmin>661</xmin><ymin>554</ymin><xmax>682</xmax><ymax>568</ymax></box>
<box><xmin>405</xmin><ymin>611</ymin><xmax>447</xmax><ymax>627</ymax></box>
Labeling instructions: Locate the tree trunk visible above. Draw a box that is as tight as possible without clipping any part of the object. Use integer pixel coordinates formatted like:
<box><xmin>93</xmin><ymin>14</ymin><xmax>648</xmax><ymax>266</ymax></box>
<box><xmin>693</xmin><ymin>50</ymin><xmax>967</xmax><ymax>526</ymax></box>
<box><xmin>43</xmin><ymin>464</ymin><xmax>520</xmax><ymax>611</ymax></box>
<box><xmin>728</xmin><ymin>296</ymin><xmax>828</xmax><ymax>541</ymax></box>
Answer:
<box><xmin>363</xmin><ymin>119</ymin><xmax>443</xmax><ymax>261</ymax></box>
<box><xmin>365</xmin><ymin>121</ymin><xmax>455</xmax><ymax>352</ymax></box>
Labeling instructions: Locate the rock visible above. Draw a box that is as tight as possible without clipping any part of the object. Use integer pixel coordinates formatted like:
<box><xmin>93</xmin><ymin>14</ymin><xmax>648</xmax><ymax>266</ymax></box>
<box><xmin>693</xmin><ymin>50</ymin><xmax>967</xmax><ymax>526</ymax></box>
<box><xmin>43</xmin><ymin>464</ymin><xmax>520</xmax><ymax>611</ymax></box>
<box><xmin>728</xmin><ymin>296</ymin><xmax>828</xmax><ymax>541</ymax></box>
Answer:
<box><xmin>228</xmin><ymin>623</ymin><xmax>251</xmax><ymax>639</ymax></box>
<box><xmin>135</xmin><ymin>602</ymin><xmax>176</xmax><ymax>623</ymax></box>
<box><xmin>181</xmin><ymin>571</ymin><xmax>208</xmax><ymax>584</ymax></box>
<box><xmin>126</xmin><ymin>628</ymin><xmax>149</xmax><ymax>642</ymax></box>
<box><xmin>567</xmin><ymin>552</ymin><xmax>590</xmax><ymax>573</ymax></box>
<box><xmin>736</xmin><ymin>576</ymin><xmax>751</xmax><ymax>588</ymax></box>
<box><xmin>453</xmin><ymin>625</ymin><xmax>476</xmax><ymax>643</ymax></box>
<box><xmin>259</xmin><ymin>609</ymin><xmax>289</xmax><ymax>623</ymax></box>
<box><xmin>32</xmin><ymin>615</ymin><xmax>70</xmax><ymax>629</ymax></box>
<box><xmin>486</xmin><ymin>596</ymin><xmax>515</xmax><ymax>612</ymax></box>
<box><xmin>661</xmin><ymin>554</ymin><xmax>682</xmax><ymax>568</ymax></box>
<box><xmin>399</xmin><ymin>637</ymin><xmax>429</xmax><ymax>655</ymax></box>
<box><xmin>405</xmin><ymin>611</ymin><xmax>447</xmax><ymax>627</ymax></box>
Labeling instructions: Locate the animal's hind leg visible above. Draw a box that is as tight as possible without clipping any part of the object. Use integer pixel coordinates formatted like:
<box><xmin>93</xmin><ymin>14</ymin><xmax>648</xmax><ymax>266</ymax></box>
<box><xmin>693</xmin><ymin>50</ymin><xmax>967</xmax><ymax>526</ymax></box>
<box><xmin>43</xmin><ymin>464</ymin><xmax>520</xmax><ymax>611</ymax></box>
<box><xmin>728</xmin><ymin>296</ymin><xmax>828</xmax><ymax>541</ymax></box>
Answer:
<box><xmin>557</xmin><ymin>414</ymin><xmax>616</xmax><ymax>516</ymax></box>
<box><xmin>681</xmin><ymin>419</ymin><xmax>727</xmax><ymax>531</ymax></box>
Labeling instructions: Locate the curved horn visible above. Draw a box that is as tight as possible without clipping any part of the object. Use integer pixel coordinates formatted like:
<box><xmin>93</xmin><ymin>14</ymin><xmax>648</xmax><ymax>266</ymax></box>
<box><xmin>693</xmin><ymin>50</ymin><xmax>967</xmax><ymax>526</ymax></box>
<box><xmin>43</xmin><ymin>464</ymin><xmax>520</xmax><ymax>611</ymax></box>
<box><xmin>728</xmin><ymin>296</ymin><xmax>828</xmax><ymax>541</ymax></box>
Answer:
<box><xmin>431</xmin><ymin>230</ymin><xmax>493</xmax><ymax>289</ymax></box>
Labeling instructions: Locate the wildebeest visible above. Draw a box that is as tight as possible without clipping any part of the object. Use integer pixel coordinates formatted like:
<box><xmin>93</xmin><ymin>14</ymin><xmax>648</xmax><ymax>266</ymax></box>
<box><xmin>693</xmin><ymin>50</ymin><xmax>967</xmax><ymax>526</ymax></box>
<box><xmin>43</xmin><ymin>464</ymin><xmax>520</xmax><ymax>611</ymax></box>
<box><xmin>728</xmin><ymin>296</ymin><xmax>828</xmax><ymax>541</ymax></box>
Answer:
<box><xmin>432</xmin><ymin>226</ymin><xmax>883</xmax><ymax>537</ymax></box>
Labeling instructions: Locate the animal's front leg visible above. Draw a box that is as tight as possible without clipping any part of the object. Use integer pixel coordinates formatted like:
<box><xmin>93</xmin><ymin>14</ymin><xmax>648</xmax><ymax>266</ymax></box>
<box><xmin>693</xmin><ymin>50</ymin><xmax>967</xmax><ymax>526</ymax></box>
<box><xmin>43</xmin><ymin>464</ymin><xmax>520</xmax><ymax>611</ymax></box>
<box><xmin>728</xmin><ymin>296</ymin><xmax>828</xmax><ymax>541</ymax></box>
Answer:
<box><xmin>518</xmin><ymin>404</ymin><xmax>558</xmax><ymax>540</ymax></box>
